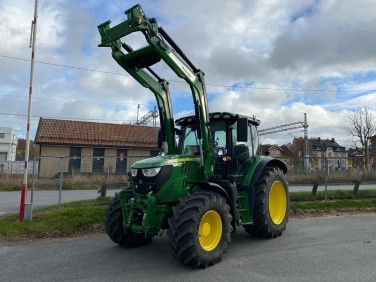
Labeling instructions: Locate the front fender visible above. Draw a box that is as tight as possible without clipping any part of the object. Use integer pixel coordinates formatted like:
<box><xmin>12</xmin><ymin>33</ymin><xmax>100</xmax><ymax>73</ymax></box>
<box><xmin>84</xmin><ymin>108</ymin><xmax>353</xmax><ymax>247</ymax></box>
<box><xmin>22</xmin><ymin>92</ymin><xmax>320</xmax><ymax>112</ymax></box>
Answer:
<box><xmin>189</xmin><ymin>180</ymin><xmax>238</xmax><ymax>230</ymax></box>
<box><xmin>189</xmin><ymin>181</ymin><xmax>231</xmax><ymax>204</ymax></box>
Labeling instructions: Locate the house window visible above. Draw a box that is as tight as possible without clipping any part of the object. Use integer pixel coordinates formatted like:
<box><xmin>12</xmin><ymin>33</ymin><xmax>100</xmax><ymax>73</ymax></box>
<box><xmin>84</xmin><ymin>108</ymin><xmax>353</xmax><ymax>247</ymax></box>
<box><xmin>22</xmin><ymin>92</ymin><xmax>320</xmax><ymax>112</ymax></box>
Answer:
<box><xmin>93</xmin><ymin>148</ymin><xmax>105</xmax><ymax>173</ymax></box>
<box><xmin>0</xmin><ymin>133</ymin><xmax>5</xmax><ymax>138</ymax></box>
<box><xmin>69</xmin><ymin>147</ymin><xmax>81</xmax><ymax>173</ymax></box>
<box><xmin>0</xmin><ymin>152</ymin><xmax>7</xmax><ymax>163</ymax></box>
<box><xmin>116</xmin><ymin>149</ymin><xmax>127</xmax><ymax>173</ymax></box>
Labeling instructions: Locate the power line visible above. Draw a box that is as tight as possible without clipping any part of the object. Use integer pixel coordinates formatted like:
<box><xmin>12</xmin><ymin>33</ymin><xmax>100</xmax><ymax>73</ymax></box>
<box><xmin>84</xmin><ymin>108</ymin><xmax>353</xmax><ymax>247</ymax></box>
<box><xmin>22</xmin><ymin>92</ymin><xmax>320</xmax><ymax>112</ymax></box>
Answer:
<box><xmin>0</xmin><ymin>93</ymin><xmax>149</xmax><ymax>106</ymax></box>
<box><xmin>0</xmin><ymin>54</ymin><xmax>127</xmax><ymax>76</ymax></box>
<box><xmin>1</xmin><ymin>54</ymin><xmax>376</xmax><ymax>93</ymax></box>
<box><xmin>258</xmin><ymin>122</ymin><xmax>305</xmax><ymax>136</ymax></box>
<box><xmin>0</xmin><ymin>112</ymin><xmax>139</xmax><ymax>123</ymax></box>
<box><xmin>272</xmin><ymin>130</ymin><xmax>305</xmax><ymax>137</ymax></box>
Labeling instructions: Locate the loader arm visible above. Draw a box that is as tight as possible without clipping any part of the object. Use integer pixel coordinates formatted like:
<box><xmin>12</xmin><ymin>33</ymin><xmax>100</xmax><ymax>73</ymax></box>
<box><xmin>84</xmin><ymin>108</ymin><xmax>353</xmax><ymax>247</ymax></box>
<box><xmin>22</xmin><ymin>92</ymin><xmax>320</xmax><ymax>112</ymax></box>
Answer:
<box><xmin>98</xmin><ymin>4</ymin><xmax>214</xmax><ymax>179</ymax></box>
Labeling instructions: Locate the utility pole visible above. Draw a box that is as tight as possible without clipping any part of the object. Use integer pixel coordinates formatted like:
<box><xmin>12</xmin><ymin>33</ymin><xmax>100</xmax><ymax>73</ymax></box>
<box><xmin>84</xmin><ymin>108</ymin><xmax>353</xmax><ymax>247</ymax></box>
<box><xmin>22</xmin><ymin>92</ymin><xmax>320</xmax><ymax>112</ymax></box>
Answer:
<box><xmin>303</xmin><ymin>113</ymin><xmax>309</xmax><ymax>172</ymax></box>
<box><xmin>258</xmin><ymin>113</ymin><xmax>309</xmax><ymax>172</ymax></box>
<box><xmin>19</xmin><ymin>0</ymin><xmax>38</xmax><ymax>222</ymax></box>
<box><xmin>136</xmin><ymin>104</ymin><xmax>140</xmax><ymax>123</ymax></box>
<box><xmin>153</xmin><ymin>105</ymin><xmax>157</xmax><ymax>127</ymax></box>
<box><xmin>366</xmin><ymin>137</ymin><xmax>371</xmax><ymax>173</ymax></box>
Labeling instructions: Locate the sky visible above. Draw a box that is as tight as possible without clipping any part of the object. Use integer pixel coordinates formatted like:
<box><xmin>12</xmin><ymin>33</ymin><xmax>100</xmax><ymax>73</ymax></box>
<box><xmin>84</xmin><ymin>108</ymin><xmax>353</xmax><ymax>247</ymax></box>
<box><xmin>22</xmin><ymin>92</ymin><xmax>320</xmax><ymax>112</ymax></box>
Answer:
<box><xmin>1</xmin><ymin>0</ymin><xmax>376</xmax><ymax>148</ymax></box>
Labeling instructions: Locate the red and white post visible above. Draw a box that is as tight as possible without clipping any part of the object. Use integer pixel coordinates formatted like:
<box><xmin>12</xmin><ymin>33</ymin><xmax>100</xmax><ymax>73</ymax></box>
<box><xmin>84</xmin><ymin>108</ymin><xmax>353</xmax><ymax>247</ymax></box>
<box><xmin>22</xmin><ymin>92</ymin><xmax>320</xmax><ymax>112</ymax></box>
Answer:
<box><xmin>19</xmin><ymin>0</ymin><xmax>38</xmax><ymax>221</ymax></box>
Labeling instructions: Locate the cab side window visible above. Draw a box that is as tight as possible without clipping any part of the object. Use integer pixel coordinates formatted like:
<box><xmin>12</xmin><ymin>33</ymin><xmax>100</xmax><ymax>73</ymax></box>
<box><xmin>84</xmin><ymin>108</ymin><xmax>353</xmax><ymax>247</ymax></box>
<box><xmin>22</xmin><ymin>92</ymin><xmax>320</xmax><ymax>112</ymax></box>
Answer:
<box><xmin>249</xmin><ymin>125</ymin><xmax>258</xmax><ymax>157</ymax></box>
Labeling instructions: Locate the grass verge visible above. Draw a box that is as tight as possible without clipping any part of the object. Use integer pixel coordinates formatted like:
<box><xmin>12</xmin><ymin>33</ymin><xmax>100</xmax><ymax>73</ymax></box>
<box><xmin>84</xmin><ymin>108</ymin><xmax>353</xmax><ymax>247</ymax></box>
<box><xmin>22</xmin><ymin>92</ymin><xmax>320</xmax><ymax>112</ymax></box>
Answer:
<box><xmin>0</xmin><ymin>191</ymin><xmax>375</xmax><ymax>242</ymax></box>
<box><xmin>0</xmin><ymin>197</ymin><xmax>109</xmax><ymax>241</ymax></box>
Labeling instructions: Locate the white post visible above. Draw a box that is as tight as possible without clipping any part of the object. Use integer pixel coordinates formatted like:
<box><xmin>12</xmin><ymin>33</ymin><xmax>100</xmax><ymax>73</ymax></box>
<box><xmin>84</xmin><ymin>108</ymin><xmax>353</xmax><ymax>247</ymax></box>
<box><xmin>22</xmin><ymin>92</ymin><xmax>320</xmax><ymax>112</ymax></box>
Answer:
<box><xmin>19</xmin><ymin>0</ymin><xmax>38</xmax><ymax>221</ymax></box>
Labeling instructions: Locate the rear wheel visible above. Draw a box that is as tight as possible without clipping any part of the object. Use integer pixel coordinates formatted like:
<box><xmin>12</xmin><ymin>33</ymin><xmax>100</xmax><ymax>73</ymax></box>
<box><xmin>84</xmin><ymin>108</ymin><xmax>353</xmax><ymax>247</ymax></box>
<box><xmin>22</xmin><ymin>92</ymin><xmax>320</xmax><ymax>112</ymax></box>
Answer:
<box><xmin>244</xmin><ymin>167</ymin><xmax>289</xmax><ymax>238</ymax></box>
<box><xmin>167</xmin><ymin>191</ymin><xmax>232</xmax><ymax>268</ymax></box>
<box><xmin>105</xmin><ymin>191</ymin><xmax>152</xmax><ymax>247</ymax></box>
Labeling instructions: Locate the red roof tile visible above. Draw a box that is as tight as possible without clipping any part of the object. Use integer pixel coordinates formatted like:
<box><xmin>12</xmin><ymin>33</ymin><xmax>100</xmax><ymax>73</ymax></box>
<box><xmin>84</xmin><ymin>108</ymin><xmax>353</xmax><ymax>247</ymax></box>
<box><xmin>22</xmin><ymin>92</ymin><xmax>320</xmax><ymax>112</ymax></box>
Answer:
<box><xmin>34</xmin><ymin>118</ymin><xmax>159</xmax><ymax>148</ymax></box>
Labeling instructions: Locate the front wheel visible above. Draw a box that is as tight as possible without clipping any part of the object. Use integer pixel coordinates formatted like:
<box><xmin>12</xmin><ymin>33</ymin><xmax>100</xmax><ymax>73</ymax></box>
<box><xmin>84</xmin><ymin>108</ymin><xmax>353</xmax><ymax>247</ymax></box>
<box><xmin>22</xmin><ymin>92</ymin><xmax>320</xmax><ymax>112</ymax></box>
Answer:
<box><xmin>244</xmin><ymin>167</ymin><xmax>289</xmax><ymax>238</ymax></box>
<box><xmin>167</xmin><ymin>191</ymin><xmax>233</xmax><ymax>268</ymax></box>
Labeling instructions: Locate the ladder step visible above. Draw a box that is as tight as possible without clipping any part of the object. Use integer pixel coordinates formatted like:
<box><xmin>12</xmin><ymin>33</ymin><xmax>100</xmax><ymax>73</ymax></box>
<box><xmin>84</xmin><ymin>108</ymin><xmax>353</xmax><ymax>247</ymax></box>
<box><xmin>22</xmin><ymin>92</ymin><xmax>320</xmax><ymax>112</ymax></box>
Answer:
<box><xmin>240</xmin><ymin>221</ymin><xmax>252</xmax><ymax>225</ymax></box>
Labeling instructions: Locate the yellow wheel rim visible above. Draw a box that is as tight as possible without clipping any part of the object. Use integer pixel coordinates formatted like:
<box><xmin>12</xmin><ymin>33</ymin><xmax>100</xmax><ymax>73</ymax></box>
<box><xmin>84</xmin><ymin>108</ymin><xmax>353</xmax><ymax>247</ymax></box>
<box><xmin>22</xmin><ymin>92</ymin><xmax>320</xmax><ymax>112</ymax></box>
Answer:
<box><xmin>198</xmin><ymin>210</ymin><xmax>222</xmax><ymax>251</ymax></box>
<box><xmin>268</xmin><ymin>180</ymin><xmax>287</xmax><ymax>225</ymax></box>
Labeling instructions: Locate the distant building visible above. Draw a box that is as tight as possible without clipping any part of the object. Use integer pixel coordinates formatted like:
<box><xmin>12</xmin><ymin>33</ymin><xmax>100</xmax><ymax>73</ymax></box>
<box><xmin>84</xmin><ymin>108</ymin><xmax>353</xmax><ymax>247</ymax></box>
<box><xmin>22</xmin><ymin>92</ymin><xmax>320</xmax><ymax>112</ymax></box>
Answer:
<box><xmin>370</xmin><ymin>135</ymin><xmax>376</xmax><ymax>158</ymax></box>
<box><xmin>291</xmin><ymin>137</ymin><xmax>347</xmax><ymax>170</ymax></box>
<box><xmin>0</xmin><ymin>127</ymin><xmax>18</xmax><ymax>163</ymax></box>
<box><xmin>260</xmin><ymin>144</ymin><xmax>295</xmax><ymax>168</ymax></box>
<box><xmin>34</xmin><ymin>118</ymin><xmax>160</xmax><ymax>177</ymax></box>
<box><xmin>348</xmin><ymin>148</ymin><xmax>364</xmax><ymax>169</ymax></box>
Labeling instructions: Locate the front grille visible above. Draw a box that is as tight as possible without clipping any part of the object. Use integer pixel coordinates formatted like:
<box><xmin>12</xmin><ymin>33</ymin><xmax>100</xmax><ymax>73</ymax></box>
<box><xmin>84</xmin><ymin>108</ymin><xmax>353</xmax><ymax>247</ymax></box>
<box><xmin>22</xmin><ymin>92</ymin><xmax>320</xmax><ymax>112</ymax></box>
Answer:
<box><xmin>132</xmin><ymin>165</ymin><xmax>172</xmax><ymax>194</ymax></box>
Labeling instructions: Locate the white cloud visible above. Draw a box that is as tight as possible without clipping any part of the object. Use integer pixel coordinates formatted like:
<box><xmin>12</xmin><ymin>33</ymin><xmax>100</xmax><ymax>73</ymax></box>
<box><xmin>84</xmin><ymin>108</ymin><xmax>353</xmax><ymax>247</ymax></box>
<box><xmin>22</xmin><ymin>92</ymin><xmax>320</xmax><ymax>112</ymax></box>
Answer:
<box><xmin>0</xmin><ymin>0</ymin><xmax>375</xmax><ymax>150</ymax></box>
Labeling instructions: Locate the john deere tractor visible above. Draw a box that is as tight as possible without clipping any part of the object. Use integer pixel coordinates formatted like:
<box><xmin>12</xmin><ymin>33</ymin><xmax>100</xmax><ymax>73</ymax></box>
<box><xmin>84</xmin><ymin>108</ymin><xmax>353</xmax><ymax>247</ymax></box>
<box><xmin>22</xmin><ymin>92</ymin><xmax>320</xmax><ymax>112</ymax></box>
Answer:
<box><xmin>98</xmin><ymin>4</ymin><xmax>289</xmax><ymax>268</ymax></box>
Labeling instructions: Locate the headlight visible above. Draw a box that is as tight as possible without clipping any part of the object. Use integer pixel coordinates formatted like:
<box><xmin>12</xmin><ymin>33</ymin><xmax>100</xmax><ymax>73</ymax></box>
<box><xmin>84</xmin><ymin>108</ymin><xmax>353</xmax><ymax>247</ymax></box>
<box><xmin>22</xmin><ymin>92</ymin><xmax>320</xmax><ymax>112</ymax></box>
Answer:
<box><xmin>142</xmin><ymin>167</ymin><xmax>161</xmax><ymax>177</ymax></box>
<box><xmin>131</xmin><ymin>168</ymin><xmax>138</xmax><ymax>177</ymax></box>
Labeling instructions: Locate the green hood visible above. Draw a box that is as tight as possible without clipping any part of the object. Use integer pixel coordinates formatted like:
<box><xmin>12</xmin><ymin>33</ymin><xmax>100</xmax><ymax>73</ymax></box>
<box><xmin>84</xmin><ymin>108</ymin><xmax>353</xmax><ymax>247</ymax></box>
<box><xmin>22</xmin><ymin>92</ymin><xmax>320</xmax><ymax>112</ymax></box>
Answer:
<box><xmin>131</xmin><ymin>154</ymin><xmax>200</xmax><ymax>169</ymax></box>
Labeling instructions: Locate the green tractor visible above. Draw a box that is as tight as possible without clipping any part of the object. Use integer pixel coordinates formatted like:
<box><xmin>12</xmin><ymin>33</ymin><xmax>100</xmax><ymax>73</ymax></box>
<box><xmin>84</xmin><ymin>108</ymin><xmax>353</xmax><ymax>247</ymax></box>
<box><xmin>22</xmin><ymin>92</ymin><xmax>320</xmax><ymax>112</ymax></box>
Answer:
<box><xmin>98</xmin><ymin>4</ymin><xmax>289</xmax><ymax>268</ymax></box>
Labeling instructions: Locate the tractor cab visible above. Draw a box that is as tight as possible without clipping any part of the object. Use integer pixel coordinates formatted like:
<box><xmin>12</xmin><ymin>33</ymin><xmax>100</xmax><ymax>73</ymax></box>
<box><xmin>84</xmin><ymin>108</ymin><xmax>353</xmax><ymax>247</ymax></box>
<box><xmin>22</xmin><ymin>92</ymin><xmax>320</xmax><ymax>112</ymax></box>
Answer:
<box><xmin>175</xmin><ymin>112</ymin><xmax>260</xmax><ymax>182</ymax></box>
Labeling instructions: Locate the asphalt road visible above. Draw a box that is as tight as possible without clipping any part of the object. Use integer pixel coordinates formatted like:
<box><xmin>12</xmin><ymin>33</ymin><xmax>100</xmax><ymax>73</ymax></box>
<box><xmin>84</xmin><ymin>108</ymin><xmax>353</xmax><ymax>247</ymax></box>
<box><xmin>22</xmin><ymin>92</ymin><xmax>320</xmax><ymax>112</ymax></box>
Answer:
<box><xmin>0</xmin><ymin>189</ymin><xmax>122</xmax><ymax>215</ymax></box>
<box><xmin>2</xmin><ymin>184</ymin><xmax>376</xmax><ymax>215</ymax></box>
<box><xmin>1</xmin><ymin>215</ymin><xmax>375</xmax><ymax>282</ymax></box>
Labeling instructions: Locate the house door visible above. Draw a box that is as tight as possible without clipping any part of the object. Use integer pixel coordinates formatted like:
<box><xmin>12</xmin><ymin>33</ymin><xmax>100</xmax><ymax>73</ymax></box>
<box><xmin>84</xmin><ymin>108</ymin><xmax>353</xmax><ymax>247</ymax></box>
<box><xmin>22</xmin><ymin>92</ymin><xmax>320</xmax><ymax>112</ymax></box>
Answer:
<box><xmin>116</xmin><ymin>149</ymin><xmax>127</xmax><ymax>173</ymax></box>
<box><xmin>93</xmin><ymin>148</ymin><xmax>105</xmax><ymax>172</ymax></box>
<box><xmin>69</xmin><ymin>147</ymin><xmax>81</xmax><ymax>173</ymax></box>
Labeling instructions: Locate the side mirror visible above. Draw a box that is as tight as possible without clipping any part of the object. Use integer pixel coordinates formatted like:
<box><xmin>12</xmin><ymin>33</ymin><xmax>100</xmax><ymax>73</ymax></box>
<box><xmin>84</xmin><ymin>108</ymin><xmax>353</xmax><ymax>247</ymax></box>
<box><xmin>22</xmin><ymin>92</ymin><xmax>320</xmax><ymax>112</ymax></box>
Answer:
<box><xmin>237</xmin><ymin>118</ymin><xmax>248</xmax><ymax>142</ymax></box>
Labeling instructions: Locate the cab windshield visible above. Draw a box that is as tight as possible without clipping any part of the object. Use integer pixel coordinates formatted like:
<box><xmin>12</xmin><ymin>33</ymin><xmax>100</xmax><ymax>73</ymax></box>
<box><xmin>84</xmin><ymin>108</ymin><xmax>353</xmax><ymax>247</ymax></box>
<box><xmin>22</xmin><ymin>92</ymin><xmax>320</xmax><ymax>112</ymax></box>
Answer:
<box><xmin>178</xmin><ymin>121</ymin><xmax>227</xmax><ymax>155</ymax></box>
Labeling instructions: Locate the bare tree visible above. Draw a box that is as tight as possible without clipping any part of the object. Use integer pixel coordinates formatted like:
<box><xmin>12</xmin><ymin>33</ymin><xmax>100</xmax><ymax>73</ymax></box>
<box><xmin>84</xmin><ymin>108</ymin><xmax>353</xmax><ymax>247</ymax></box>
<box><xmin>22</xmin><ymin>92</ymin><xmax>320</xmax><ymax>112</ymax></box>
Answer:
<box><xmin>346</xmin><ymin>107</ymin><xmax>376</xmax><ymax>149</ymax></box>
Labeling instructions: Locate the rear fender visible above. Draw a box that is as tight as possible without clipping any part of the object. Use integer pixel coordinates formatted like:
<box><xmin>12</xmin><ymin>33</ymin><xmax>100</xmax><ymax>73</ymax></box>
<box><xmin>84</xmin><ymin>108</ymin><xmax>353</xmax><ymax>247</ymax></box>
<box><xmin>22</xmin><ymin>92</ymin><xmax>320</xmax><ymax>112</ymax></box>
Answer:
<box><xmin>242</xmin><ymin>157</ymin><xmax>287</xmax><ymax>216</ymax></box>
<box><xmin>249</xmin><ymin>157</ymin><xmax>287</xmax><ymax>187</ymax></box>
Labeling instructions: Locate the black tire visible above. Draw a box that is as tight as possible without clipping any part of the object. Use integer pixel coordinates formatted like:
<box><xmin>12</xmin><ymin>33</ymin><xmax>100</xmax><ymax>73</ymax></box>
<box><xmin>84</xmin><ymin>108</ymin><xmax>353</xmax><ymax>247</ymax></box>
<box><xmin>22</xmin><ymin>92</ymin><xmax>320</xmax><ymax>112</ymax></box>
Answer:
<box><xmin>244</xmin><ymin>167</ymin><xmax>289</xmax><ymax>238</ymax></box>
<box><xmin>104</xmin><ymin>191</ymin><xmax>152</xmax><ymax>247</ymax></box>
<box><xmin>167</xmin><ymin>191</ymin><xmax>233</xmax><ymax>268</ymax></box>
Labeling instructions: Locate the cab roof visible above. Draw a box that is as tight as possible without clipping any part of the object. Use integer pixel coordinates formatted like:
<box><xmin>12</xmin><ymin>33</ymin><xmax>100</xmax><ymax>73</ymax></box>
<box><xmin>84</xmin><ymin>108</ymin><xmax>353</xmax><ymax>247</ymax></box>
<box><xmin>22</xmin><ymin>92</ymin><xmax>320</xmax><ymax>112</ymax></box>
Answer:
<box><xmin>175</xmin><ymin>112</ymin><xmax>260</xmax><ymax>127</ymax></box>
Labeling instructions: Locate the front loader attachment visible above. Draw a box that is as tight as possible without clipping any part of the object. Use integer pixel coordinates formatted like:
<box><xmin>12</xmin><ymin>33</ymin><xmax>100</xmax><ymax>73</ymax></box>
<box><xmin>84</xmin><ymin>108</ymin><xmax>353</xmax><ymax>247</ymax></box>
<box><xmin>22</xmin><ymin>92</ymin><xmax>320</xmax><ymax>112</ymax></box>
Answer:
<box><xmin>98</xmin><ymin>5</ymin><xmax>156</xmax><ymax>47</ymax></box>
<box><xmin>98</xmin><ymin>4</ymin><xmax>214</xmax><ymax>180</ymax></box>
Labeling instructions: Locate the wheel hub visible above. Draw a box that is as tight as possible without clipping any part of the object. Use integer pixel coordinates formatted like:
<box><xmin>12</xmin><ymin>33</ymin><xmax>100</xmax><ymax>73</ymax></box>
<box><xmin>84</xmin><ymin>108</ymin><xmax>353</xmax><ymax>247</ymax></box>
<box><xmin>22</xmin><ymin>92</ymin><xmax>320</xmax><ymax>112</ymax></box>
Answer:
<box><xmin>268</xmin><ymin>180</ymin><xmax>287</xmax><ymax>225</ymax></box>
<box><xmin>198</xmin><ymin>210</ymin><xmax>222</xmax><ymax>251</ymax></box>
<box><xmin>202</xmin><ymin>222</ymin><xmax>211</xmax><ymax>237</ymax></box>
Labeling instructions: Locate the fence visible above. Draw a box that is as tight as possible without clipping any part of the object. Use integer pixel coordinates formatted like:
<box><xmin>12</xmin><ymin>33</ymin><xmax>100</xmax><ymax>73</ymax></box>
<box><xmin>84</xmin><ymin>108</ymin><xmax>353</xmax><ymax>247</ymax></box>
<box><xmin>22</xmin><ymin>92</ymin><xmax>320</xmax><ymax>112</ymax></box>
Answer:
<box><xmin>0</xmin><ymin>160</ymin><xmax>39</xmax><ymax>174</ymax></box>
<box><xmin>0</xmin><ymin>156</ymin><xmax>147</xmax><ymax>214</ymax></box>
<box><xmin>29</xmin><ymin>155</ymin><xmax>375</xmax><ymax>188</ymax></box>
<box><xmin>283</xmin><ymin>156</ymin><xmax>376</xmax><ymax>183</ymax></box>
<box><xmin>1</xmin><ymin>155</ymin><xmax>375</xmax><ymax>214</ymax></box>
<box><xmin>28</xmin><ymin>155</ymin><xmax>146</xmax><ymax>206</ymax></box>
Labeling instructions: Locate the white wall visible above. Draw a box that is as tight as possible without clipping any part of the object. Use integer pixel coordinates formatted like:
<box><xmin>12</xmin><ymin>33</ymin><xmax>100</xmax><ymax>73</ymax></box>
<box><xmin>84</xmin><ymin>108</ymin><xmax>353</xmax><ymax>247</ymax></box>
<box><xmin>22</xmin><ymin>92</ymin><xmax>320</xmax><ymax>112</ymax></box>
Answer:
<box><xmin>0</xmin><ymin>128</ymin><xmax>18</xmax><ymax>162</ymax></box>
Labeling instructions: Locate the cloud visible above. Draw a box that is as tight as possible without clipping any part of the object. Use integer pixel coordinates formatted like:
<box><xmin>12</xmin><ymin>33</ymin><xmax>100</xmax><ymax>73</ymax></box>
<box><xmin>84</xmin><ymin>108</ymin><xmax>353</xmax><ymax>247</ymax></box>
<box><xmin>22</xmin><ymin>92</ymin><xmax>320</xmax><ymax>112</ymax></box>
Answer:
<box><xmin>270</xmin><ymin>0</ymin><xmax>376</xmax><ymax>73</ymax></box>
<box><xmin>0</xmin><ymin>0</ymin><xmax>375</xmax><ymax>150</ymax></box>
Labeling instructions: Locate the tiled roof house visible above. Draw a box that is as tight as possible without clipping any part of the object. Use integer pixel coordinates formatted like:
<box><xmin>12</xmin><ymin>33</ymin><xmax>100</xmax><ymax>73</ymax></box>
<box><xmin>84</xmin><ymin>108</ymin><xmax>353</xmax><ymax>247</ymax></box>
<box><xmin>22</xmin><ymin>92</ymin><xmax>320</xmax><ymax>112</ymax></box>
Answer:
<box><xmin>34</xmin><ymin>118</ymin><xmax>160</xmax><ymax>177</ymax></box>
<box><xmin>260</xmin><ymin>144</ymin><xmax>295</xmax><ymax>168</ymax></box>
